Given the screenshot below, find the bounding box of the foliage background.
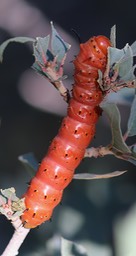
[0,0,136,255]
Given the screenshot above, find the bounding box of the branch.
[40,62,71,103]
[0,188,30,256]
[32,23,71,103]
[84,146,114,158]
[84,144,136,165]
[1,219,30,256]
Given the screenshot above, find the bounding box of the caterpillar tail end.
[21,207,53,229]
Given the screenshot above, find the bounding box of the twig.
[1,218,30,256]
[84,145,135,162]
[0,188,30,256]
[84,146,114,158]
[51,79,70,103]
[38,61,71,103]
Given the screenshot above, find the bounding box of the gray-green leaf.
[74,170,126,180]
[102,103,131,153]
[51,21,71,64]
[1,187,19,201]
[127,94,136,136]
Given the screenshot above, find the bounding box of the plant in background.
[0,23,136,255]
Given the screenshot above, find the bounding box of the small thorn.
[22,221,27,227]
[26,180,31,186]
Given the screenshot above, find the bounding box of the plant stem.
[1,218,30,256]
[84,146,114,158]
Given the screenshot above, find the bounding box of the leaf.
[128,158,136,166]
[107,44,135,82]
[108,47,127,70]
[18,152,38,177]
[1,187,19,201]
[130,40,136,56]
[74,170,127,180]
[110,24,116,47]
[0,188,25,217]
[102,103,131,153]
[61,237,87,256]
[0,195,6,205]
[118,45,134,81]
[33,22,71,79]
[33,35,52,65]
[51,21,71,64]
[131,145,136,156]
[128,145,136,165]
[0,37,34,62]
[11,198,25,213]
[127,94,136,136]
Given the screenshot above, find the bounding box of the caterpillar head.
[95,36,111,55]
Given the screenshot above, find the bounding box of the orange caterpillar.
[21,35,111,228]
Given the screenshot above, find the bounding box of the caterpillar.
[21,35,111,228]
